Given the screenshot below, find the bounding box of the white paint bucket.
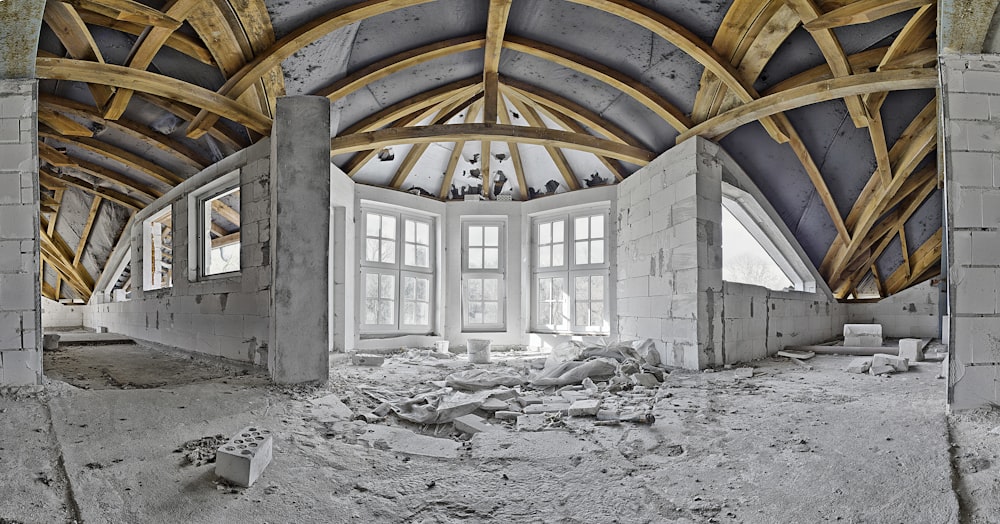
[434,340,450,354]
[467,339,491,363]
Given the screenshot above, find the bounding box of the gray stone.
[631,373,661,387]
[568,399,601,416]
[516,414,551,432]
[873,353,908,372]
[494,410,521,420]
[454,414,495,434]
[351,354,385,367]
[899,339,924,362]
[522,403,571,415]
[846,358,872,374]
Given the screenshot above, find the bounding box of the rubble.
[454,414,495,435]
[351,354,385,367]
[872,354,909,373]
[899,339,925,362]
[733,368,754,379]
[846,358,872,374]
[568,399,601,416]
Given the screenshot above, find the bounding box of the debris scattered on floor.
[846,358,872,374]
[350,354,385,367]
[777,349,815,360]
[175,434,228,466]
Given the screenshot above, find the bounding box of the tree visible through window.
[721,206,793,290]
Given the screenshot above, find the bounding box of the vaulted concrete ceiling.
[28,0,945,302]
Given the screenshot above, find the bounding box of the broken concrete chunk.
[517,396,544,407]
[560,390,590,404]
[869,364,896,376]
[777,349,815,360]
[494,410,521,421]
[734,367,754,379]
[516,414,551,432]
[351,354,385,367]
[357,425,459,458]
[479,398,509,412]
[899,339,924,362]
[596,409,620,421]
[42,334,60,351]
[843,324,883,347]
[522,403,570,415]
[215,426,273,488]
[846,358,873,374]
[630,373,660,387]
[453,414,495,435]
[568,399,601,417]
[872,353,908,372]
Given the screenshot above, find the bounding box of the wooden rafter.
[73,197,103,266]
[39,145,160,201]
[495,91,530,199]
[805,0,933,31]
[438,99,483,199]
[38,108,93,137]
[76,10,214,65]
[43,1,116,109]
[884,229,941,295]
[39,130,185,187]
[389,95,481,189]
[63,0,182,28]
[483,0,512,124]
[506,95,581,191]
[40,168,145,210]
[339,77,481,137]
[864,5,937,112]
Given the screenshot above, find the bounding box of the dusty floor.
[0,339,978,523]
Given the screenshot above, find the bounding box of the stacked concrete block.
[0,79,41,385]
[943,54,1000,409]
[216,426,273,487]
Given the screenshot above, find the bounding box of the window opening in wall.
[532,209,610,334]
[201,186,241,276]
[721,206,793,291]
[360,208,435,334]
[143,206,173,290]
[462,221,505,330]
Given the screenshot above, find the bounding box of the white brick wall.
[0,79,41,386]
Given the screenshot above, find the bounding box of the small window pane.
[483,278,498,300]
[575,303,588,325]
[469,226,483,247]
[539,222,551,244]
[575,217,589,240]
[591,303,604,325]
[539,277,551,298]
[415,278,428,300]
[483,247,499,269]
[552,245,564,266]
[365,239,380,262]
[416,303,429,325]
[405,220,415,241]
[552,277,565,297]
[380,274,395,298]
[467,278,482,300]
[366,214,380,236]
[553,220,565,243]
[484,302,499,323]
[403,301,415,324]
[591,240,604,264]
[381,240,395,264]
[591,276,604,300]
[469,248,483,269]
[365,299,379,324]
[379,300,394,324]
[416,222,429,244]
[575,276,589,300]
[404,244,416,266]
[591,215,604,238]
[365,274,379,298]
[382,216,396,239]
[484,226,499,247]
[415,246,429,267]
[575,242,588,265]
[403,276,415,299]
[539,245,551,268]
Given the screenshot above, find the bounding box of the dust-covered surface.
[0,340,982,523]
[948,406,1000,523]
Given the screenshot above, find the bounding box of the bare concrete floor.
[0,341,972,523]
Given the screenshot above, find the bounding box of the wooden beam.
[338,77,481,137]
[388,96,478,189]
[676,68,937,143]
[210,199,241,227]
[483,0,513,124]
[884,229,941,294]
[899,225,911,279]
[38,108,93,137]
[38,142,74,167]
[868,109,892,186]
[57,154,161,201]
[43,1,116,109]
[185,0,439,138]
[438,100,482,199]
[805,0,933,30]
[63,0,182,28]
[211,231,241,249]
[864,5,937,112]
[73,197,102,266]
[506,95,581,191]
[36,57,273,136]
[135,93,247,152]
[103,0,202,119]
[40,168,145,211]
[503,36,693,132]
[76,10,215,65]
[495,91,530,199]
[39,130,185,186]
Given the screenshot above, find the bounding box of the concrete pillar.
[941,54,1000,409]
[0,79,42,385]
[615,137,723,369]
[268,96,331,383]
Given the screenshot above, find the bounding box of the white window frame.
[531,208,611,334]
[187,170,241,281]
[142,205,173,291]
[461,219,506,331]
[359,207,435,335]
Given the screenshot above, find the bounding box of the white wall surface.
[41,297,83,329]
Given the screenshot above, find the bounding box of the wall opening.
[721,205,793,291]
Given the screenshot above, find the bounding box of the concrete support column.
[942,54,1000,409]
[0,79,41,385]
[269,96,331,383]
[615,137,723,370]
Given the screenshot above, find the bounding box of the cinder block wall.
[942,53,1000,409]
[846,282,939,338]
[41,297,83,329]
[82,141,272,365]
[0,79,41,385]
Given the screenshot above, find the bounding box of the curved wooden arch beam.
[786,0,872,129]
[389,94,485,189]
[338,77,481,137]
[43,1,116,110]
[495,93,529,199]
[40,130,184,188]
[483,0,512,124]
[36,57,273,135]
[503,36,692,132]
[676,68,936,143]
[501,78,643,148]
[315,35,487,101]
[763,46,892,95]
[76,10,215,65]
[39,143,160,200]
[804,0,933,31]
[865,5,936,112]
[134,93,246,153]
[505,95,580,191]
[40,168,145,211]
[564,0,789,143]
[38,108,93,137]
[330,124,655,165]
[185,0,440,138]
[502,85,624,182]
[63,0,181,28]
[40,94,210,170]
[884,228,940,295]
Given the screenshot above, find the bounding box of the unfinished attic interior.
[5,0,1000,520]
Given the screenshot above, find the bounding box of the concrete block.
[479,398,509,411]
[568,399,601,416]
[846,358,872,374]
[631,373,660,387]
[215,427,273,487]
[453,414,495,434]
[351,353,385,366]
[872,353,909,372]
[1,350,40,385]
[42,334,60,351]
[899,339,924,362]
[522,403,570,415]
[494,410,521,421]
[951,92,991,120]
[843,324,883,347]
[869,364,896,376]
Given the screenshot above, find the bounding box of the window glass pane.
[404,244,416,266]
[415,246,429,267]
[468,302,483,323]
[366,239,380,262]
[469,248,483,269]
[591,215,604,238]
[484,226,499,247]
[415,277,428,300]
[403,301,415,324]
[365,299,379,324]
[381,240,395,264]
[575,241,588,265]
[469,225,483,247]
[591,276,604,300]
[553,220,565,243]
[575,303,588,325]
[591,240,604,264]
[416,222,429,245]
[539,222,551,244]
[467,278,482,300]
[483,278,498,300]
[591,303,604,326]
[484,302,499,324]
[366,213,380,237]
[539,277,551,299]
[382,216,396,239]
[204,188,240,276]
[416,303,429,325]
[483,247,499,269]
[539,304,550,325]
[539,245,551,268]
[553,277,565,298]
[575,216,589,240]
[404,220,415,241]
[365,273,379,299]
[379,300,394,324]
[575,276,589,300]
[403,276,415,299]
[380,274,395,299]
[552,245,564,266]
